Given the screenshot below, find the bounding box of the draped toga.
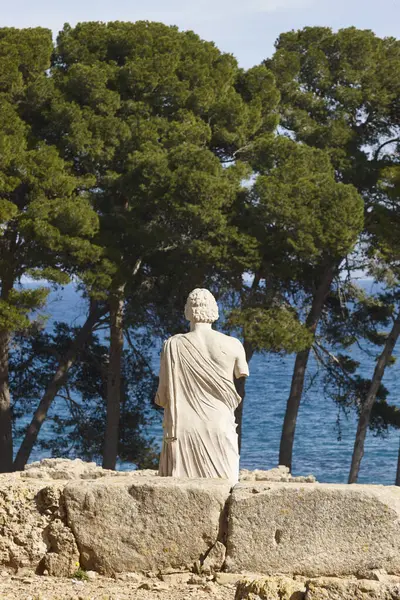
[155,334,242,483]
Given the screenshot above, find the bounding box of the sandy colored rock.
[235,576,306,599]
[40,518,80,577]
[1,572,400,600]
[202,541,226,574]
[355,569,400,584]
[226,482,400,576]
[138,580,169,591]
[22,458,107,480]
[305,577,400,599]
[0,572,236,600]
[161,572,193,585]
[85,569,97,580]
[0,474,48,570]
[64,474,232,575]
[215,572,244,586]
[0,473,76,574]
[114,571,143,582]
[22,457,158,480]
[239,466,316,483]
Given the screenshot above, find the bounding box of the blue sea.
[16,280,400,485]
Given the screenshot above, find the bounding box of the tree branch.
[374,137,400,161]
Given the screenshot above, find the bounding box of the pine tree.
[266,27,400,473]
[16,21,280,468]
[0,28,100,472]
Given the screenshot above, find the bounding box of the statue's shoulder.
[169,333,186,341]
[214,331,244,349]
[162,334,186,350]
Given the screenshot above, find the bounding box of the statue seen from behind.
[155,288,249,483]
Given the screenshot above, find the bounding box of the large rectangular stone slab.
[64,474,232,575]
[225,482,400,577]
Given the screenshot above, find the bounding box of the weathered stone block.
[226,482,400,577]
[235,576,306,600]
[40,518,80,577]
[239,466,316,483]
[0,474,78,575]
[202,540,226,574]
[305,577,400,599]
[22,458,157,481]
[64,474,231,575]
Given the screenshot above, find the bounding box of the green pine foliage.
[37,21,281,297]
[0,27,100,329]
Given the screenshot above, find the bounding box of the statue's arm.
[234,341,249,379]
[155,341,169,407]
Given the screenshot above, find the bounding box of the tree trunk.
[396,436,400,487]
[279,349,311,470]
[102,293,125,470]
[279,266,335,471]
[0,274,14,473]
[234,341,254,454]
[13,301,103,471]
[0,330,13,472]
[349,311,400,484]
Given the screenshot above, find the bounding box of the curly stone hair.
[184,288,219,323]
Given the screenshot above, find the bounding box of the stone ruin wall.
[1,458,400,598]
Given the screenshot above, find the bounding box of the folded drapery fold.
[156,334,241,482]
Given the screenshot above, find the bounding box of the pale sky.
[0,0,398,68]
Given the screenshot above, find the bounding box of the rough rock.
[0,474,77,575]
[354,569,400,584]
[64,474,232,575]
[138,581,169,591]
[0,474,49,571]
[4,458,400,583]
[225,482,400,576]
[202,541,226,574]
[114,571,143,582]
[161,572,193,585]
[368,571,400,584]
[22,458,106,480]
[22,458,158,480]
[0,571,236,600]
[3,571,400,600]
[40,518,80,577]
[234,577,400,600]
[86,569,98,580]
[235,576,306,599]
[305,577,400,599]
[239,466,316,483]
[215,572,244,586]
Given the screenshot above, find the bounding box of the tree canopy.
[0,22,399,482]
[0,28,100,471]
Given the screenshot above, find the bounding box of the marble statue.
[155,288,249,483]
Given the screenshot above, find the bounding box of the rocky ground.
[0,571,236,600]
[2,572,400,600]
